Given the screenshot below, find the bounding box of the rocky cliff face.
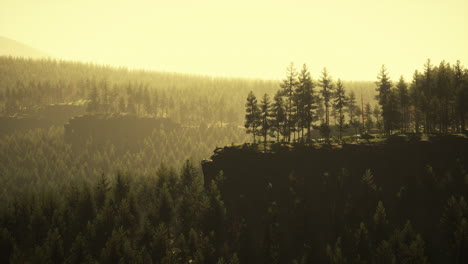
[201,138,468,262]
[0,104,86,135]
[203,138,468,197]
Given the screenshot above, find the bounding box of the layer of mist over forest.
[1,55,467,263]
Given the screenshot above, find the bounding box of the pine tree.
[326,237,347,264]
[373,201,389,243]
[280,63,299,142]
[374,240,395,264]
[158,186,174,225]
[206,173,227,254]
[387,89,401,134]
[347,90,359,135]
[95,173,110,210]
[319,68,334,142]
[100,227,135,264]
[86,82,99,112]
[376,65,393,134]
[373,104,382,132]
[271,91,286,142]
[453,61,467,132]
[42,228,65,264]
[333,79,347,140]
[422,59,434,133]
[178,160,207,234]
[316,95,325,124]
[297,64,315,142]
[263,201,280,264]
[230,253,240,264]
[365,102,373,131]
[354,222,371,264]
[113,172,130,204]
[436,61,453,134]
[396,76,410,133]
[440,196,468,262]
[259,93,272,148]
[245,91,260,143]
[360,90,366,133]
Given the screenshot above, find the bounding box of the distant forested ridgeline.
[244,60,468,144]
[0,56,374,127]
[0,56,273,126]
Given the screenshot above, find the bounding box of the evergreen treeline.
[245,60,468,144]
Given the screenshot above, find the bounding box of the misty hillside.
[0,56,377,126]
[1,56,467,264]
[0,36,50,58]
[0,55,381,200]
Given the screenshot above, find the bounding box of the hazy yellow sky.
[1,0,467,81]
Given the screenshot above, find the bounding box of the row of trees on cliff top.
[245,60,468,143]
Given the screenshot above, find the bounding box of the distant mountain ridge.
[0,36,50,58]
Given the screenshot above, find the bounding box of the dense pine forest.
[1,56,467,263]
